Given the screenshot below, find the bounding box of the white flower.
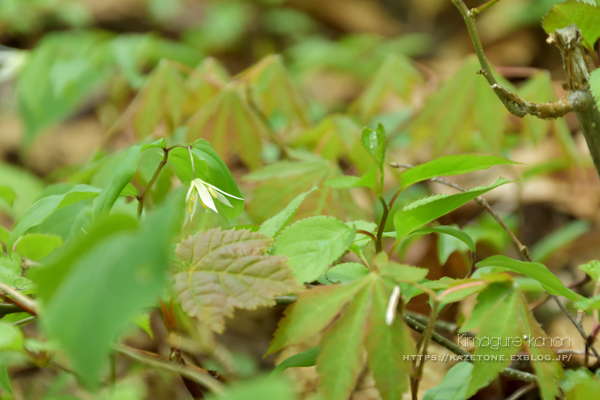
[0,47,27,83]
[186,178,242,219]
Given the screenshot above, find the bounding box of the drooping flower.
[186,178,243,220]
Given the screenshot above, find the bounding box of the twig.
[0,282,37,316]
[411,300,440,400]
[274,296,537,383]
[356,229,377,242]
[114,345,225,393]
[137,148,169,217]
[472,0,501,15]
[505,383,536,400]
[376,196,389,253]
[390,162,600,362]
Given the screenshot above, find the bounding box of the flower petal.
[203,181,243,200]
[216,192,233,207]
[196,182,218,213]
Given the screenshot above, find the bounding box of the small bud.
[386,285,401,326]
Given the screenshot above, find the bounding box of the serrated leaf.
[317,286,371,400]
[476,255,580,301]
[394,178,511,242]
[272,346,320,376]
[42,192,184,388]
[271,216,356,283]
[259,186,317,238]
[580,260,600,281]
[327,263,369,284]
[350,53,424,122]
[366,279,415,400]
[14,233,62,261]
[174,228,301,333]
[361,123,387,174]
[590,69,600,112]
[463,284,563,399]
[326,165,378,191]
[399,154,518,191]
[245,156,361,222]
[422,362,474,400]
[186,85,267,170]
[291,115,373,174]
[8,184,102,248]
[379,259,429,284]
[561,368,600,399]
[237,54,310,129]
[267,279,368,354]
[543,0,600,49]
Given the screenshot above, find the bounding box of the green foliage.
[422,362,474,400]
[477,255,581,301]
[394,178,511,242]
[0,323,23,351]
[174,228,300,333]
[543,0,600,49]
[530,220,590,262]
[40,193,184,387]
[561,369,600,399]
[590,68,600,111]
[259,186,317,238]
[272,346,319,376]
[14,233,62,261]
[326,262,369,284]
[271,216,356,283]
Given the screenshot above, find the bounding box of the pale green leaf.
[394,178,511,242]
[399,154,518,190]
[267,279,368,354]
[206,375,297,400]
[580,260,600,281]
[272,346,319,376]
[0,354,12,394]
[476,255,581,301]
[271,216,356,283]
[423,362,474,400]
[543,1,600,49]
[0,186,16,207]
[0,323,23,351]
[531,220,590,263]
[15,233,63,261]
[317,286,371,400]
[590,69,600,114]
[327,263,369,284]
[259,186,317,237]
[361,123,387,174]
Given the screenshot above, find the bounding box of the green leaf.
[422,362,474,400]
[205,375,297,400]
[0,354,12,394]
[366,279,415,400]
[325,165,378,191]
[272,346,319,376]
[245,155,362,222]
[0,186,16,207]
[561,368,600,399]
[174,229,300,333]
[394,178,511,242]
[378,255,429,283]
[291,115,373,174]
[15,234,63,261]
[543,0,600,49]
[29,214,139,304]
[476,255,581,301]
[41,192,184,387]
[8,184,102,248]
[0,323,24,351]
[327,263,369,284]
[412,226,475,252]
[580,260,600,281]
[399,154,518,191]
[271,216,356,283]
[92,146,141,219]
[0,227,9,245]
[437,279,493,305]
[531,220,590,263]
[462,284,563,400]
[267,279,368,354]
[186,85,268,170]
[361,122,387,177]
[317,286,371,400]
[259,186,317,238]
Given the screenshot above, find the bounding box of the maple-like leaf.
[268,255,424,400]
[173,228,301,333]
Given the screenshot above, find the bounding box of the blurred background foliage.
[2,0,600,398]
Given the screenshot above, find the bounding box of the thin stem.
[137,148,170,218]
[411,301,440,400]
[472,0,501,15]
[505,383,536,400]
[110,352,116,394]
[376,196,389,253]
[11,316,36,327]
[356,229,377,242]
